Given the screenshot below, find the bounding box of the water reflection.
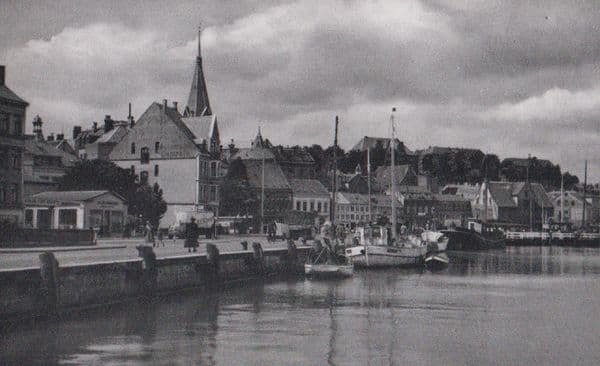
[1,247,599,365]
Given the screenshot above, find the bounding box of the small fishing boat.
[421,230,449,252]
[345,225,427,268]
[424,251,449,271]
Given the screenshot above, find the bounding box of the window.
[296,201,301,210]
[140,171,149,184]
[25,209,34,227]
[0,184,5,203]
[317,202,322,212]
[11,153,19,169]
[154,164,159,176]
[155,141,160,153]
[210,161,217,177]
[324,202,328,213]
[11,115,22,136]
[140,147,149,164]
[302,201,307,211]
[310,201,314,211]
[0,113,8,135]
[58,209,77,228]
[131,165,135,174]
[131,143,136,154]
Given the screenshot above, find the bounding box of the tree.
[57,159,167,227]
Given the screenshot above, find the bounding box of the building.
[25,190,127,235]
[72,112,133,160]
[351,136,417,170]
[441,183,480,202]
[334,192,401,228]
[397,188,436,228]
[433,194,472,227]
[472,181,554,228]
[374,164,418,194]
[289,179,330,218]
[240,158,293,229]
[0,65,28,224]
[272,146,316,179]
[547,191,595,228]
[109,100,214,229]
[22,127,79,197]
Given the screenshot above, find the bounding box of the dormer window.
[131,142,136,154]
[155,141,160,153]
[140,147,149,164]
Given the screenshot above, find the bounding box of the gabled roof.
[336,192,369,205]
[441,184,480,199]
[94,125,128,144]
[0,85,28,106]
[27,190,126,205]
[289,179,329,197]
[242,160,291,190]
[351,136,413,154]
[23,138,78,166]
[109,102,202,160]
[272,146,315,164]
[487,181,553,208]
[182,114,217,145]
[230,147,275,161]
[374,165,414,188]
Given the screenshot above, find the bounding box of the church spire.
[184,25,212,117]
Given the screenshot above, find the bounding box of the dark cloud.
[0,0,598,181]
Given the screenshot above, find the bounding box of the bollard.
[240,241,249,251]
[39,252,59,315]
[206,243,220,276]
[286,239,298,272]
[252,242,265,275]
[136,245,157,296]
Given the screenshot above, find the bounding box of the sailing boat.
[305,116,354,278]
[345,108,427,268]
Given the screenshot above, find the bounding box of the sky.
[1,0,599,182]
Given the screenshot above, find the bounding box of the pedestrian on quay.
[145,221,155,247]
[184,217,199,253]
[157,229,165,247]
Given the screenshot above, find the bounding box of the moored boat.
[442,220,505,251]
[345,226,427,268]
[424,252,449,271]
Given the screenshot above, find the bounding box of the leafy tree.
[57,159,167,227]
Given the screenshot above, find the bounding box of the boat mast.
[367,146,371,222]
[560,173,564,223]
[331,116,339,226]
[261,137,265,234]
[390,108,397,240]
[527,154,533,231]
[582,159,587,228]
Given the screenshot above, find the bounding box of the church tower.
[184,26,212,117]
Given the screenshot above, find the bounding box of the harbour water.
[2,246,600,365]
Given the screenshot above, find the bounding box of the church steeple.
[184,25,212,117]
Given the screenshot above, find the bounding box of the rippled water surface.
[2,246,600,365]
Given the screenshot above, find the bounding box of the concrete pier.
[0,242,311,322]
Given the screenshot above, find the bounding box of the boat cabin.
[355,225,390,246]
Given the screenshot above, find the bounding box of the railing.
[506,231,599,241]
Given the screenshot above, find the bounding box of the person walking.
[184,217,199,253]
[157,229,165,247]
[145,221,155,247]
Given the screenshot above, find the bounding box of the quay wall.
[0,244,310,322]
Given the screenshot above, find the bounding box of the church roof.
[109,102,203,160]
[184,28,212,117]
[182,114,217,145]
[243,160,291,190]
[351,136,413,154]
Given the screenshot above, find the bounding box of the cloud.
[1,0,599,181]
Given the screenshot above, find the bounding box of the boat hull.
[345,245,426,268]
[424,252,449,271]
[441,229,505,251]
[304,264,354,278]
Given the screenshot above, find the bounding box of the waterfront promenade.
[0,235,288,270]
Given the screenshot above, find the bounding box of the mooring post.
[286,239,298,271]
[136,245,157,296]
[252,242,265,275]
[206,243,220,289]
[39,251,59,315]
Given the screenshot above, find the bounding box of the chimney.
[73,125,82,140]
[47,133,55,142]
[0,65,5,86]
[93,122,98,132]
[104,115,114,132]
[56,133,64,141]
[172,101,178,112]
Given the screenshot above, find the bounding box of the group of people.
[144,219,201,252]
[144,221,164,248]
